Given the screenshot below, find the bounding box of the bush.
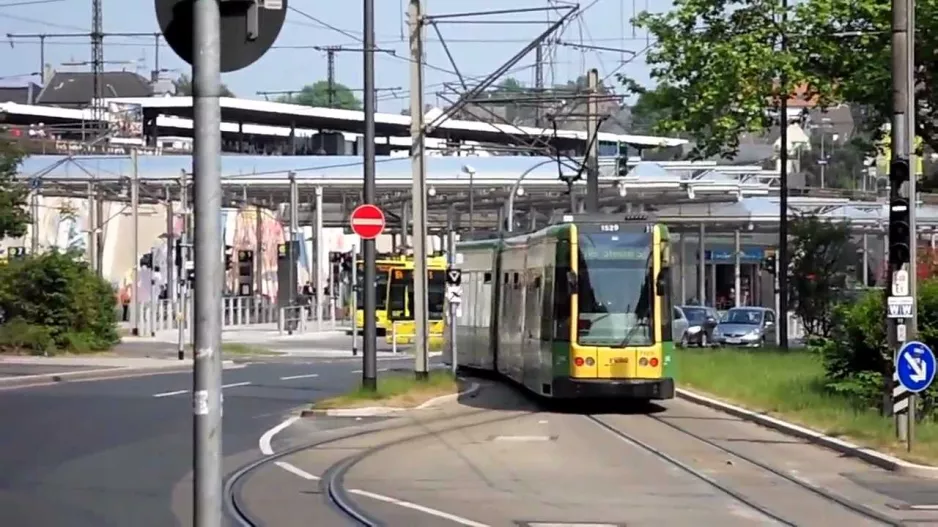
[0,250,119,353]
[0,317,53,354]
[815,280,938,418]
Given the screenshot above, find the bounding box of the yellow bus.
[385,254,448,347]
[354,253,408,335]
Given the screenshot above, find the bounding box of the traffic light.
[889,159,911,268]
[341,252,353,274]
[762,254,777,275]
[616,155,630,177]
[224,245,234,271]
[237,249,254,296]
[140,252,153,269]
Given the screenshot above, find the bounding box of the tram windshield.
[576,232,655,346]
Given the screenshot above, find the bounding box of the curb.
[0,360,236,389]
[300,381,481,418]
[676,388,938,479]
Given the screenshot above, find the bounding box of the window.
[575,231,655,346]
[673,308,683,320]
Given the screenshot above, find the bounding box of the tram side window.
[553,265,571,341]
[541,266,554,341]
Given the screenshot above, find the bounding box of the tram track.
[223,407,531,526]
[585,413,904,527]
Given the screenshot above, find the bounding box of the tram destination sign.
[581,247,650,260]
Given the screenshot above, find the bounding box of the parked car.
[678,305,720,347]
[714,307,777,347]
[672,306,690,346]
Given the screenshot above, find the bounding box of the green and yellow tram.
[451,214,675,400]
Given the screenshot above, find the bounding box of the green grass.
[185,343,282,357]
[314,370,459,409]
[675,348,938,466]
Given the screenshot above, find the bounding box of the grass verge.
[675,348,938,466]
[313,370,460,409]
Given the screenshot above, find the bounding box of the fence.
[125,295,352,337]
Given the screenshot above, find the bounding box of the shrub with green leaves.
[0,250,118,353]
[815,281,938,418]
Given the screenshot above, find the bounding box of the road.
[240,382,938,527]
[0,353,420,527]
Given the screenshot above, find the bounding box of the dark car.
[678,305,719,347]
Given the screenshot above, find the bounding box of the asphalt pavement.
[0,353,421,527]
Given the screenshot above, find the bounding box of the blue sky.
[0,0,669,111]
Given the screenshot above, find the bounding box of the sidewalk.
[0,355,238,388]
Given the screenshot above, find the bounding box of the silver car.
[714,307,777,347]
[672,306,690,346]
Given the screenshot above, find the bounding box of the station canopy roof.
[656,197,938,233]
[98,96,688,150]
[16,154,772,209]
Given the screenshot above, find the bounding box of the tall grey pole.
[288,172,298,334]
[131,148,140,336]
[87,182,97,271]
[734,229,741,307]
[362,0,378,390]
[698,223,706,305]
[778,0,791,349]
[447,206,457,374]
[409,0,429,381]
[888,0,913,442]
[30,190,39,254]
[165,186,175,318]
[906,0,917,340]
[314,186,324,327]
[177,171,188,361]
[585,67,600,212]
[468,169,474,234]
[351,243,359,356]
[191,0,223,524]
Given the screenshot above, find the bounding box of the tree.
[627,84,684,136]
[0,138,33,240]
[280,81,362,110]
[787,214,853,338]
[173,74,235,97]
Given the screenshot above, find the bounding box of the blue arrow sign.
[895,341,936,393]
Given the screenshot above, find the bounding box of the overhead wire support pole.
[131,149,140,337]
[585,68,600,213]
[190,0,224,524]
[778,0,790,350]
[409,0,429,382]
[363,0,379,391]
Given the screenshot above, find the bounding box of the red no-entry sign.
[349,204,386,240]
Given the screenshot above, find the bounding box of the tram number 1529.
[600,224,619,232]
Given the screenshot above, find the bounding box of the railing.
[123,295,354,337]
[130,295,277,336]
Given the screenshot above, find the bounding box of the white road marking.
[492,435,552,442]
[349,488,489,527]
[259,416,300,455]
[258,414,489,526]
[274,461,318,480]
[279,373,319,380]
[152,389,188,398]
[351,367,388,374]
[152,381,251,398]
